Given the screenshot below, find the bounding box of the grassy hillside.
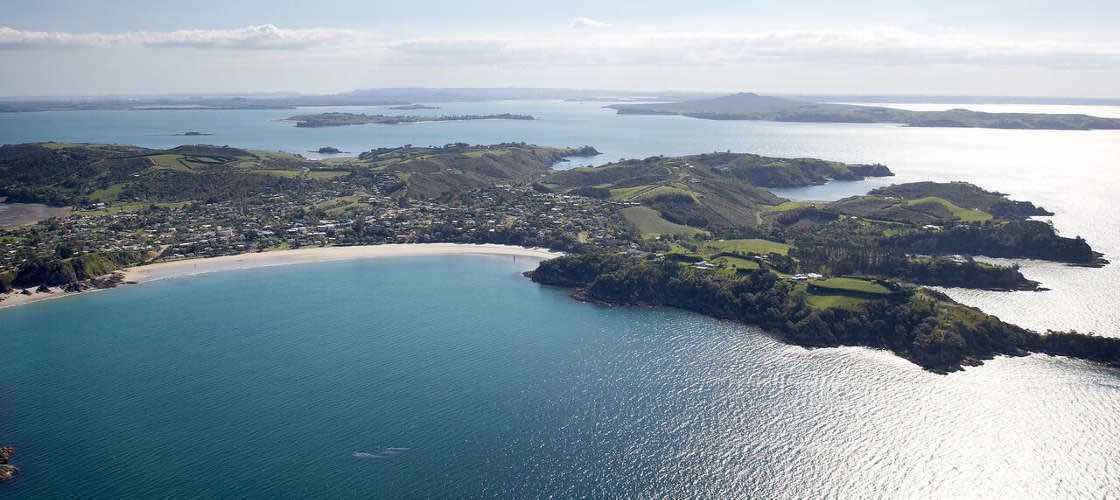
[869,181,1052,219]
[622,206,708,239]
[544,153,891,233]
[0,142,599,205]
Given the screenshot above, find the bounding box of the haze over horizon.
[2,0,1119,98]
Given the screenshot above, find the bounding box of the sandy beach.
[0,243,562,310]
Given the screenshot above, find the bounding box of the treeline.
[688,152,893,188]
[119,170,314,203]
[791,239,1039,290]
[868,182,1052,219]
[527,253,1120,372]
[2,250,149,290]
[0,144,152,204]
[887,220,1105,266]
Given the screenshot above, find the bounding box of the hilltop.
[540,152,892,232]
[608,93,1120,130]
[0,142,597,206]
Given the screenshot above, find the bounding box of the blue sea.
[2,101,1120,497]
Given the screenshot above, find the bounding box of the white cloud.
[1,24,1116,70]
[384,28,1120,69]
[571,17,612,29]
[0,24,354,50]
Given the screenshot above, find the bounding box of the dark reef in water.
[0,447,17,482]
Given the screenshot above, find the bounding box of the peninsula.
[608,93,1120,130]
[285,112,535,128]
[0,141,1115,373]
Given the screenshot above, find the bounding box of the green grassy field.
[809,277,892,295]
[905,196,992,222]
[806,294,869,309]
[764,200,812,212]
[701,238,791,256]
[316,195,368,217]
[622,206,708,239]
[307,170,351,180]
[609,184,653,200]
[712,255,760,271]
[147,154,194,172]
[87,184,125,203]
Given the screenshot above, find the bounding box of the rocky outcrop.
[0,447,17,482]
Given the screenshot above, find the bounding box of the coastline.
[0,243,562,311]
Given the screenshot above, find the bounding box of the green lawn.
[809,277,892,295]
[764,200,812,212]
[701,238,791,256]
[307,170,351,180]
[147,154,194,172]
[806,294,869,310]
[713,255,760,271]
[316,195,368,217]
[609,184,654,200]
[87,184,125,203]
[906,196,992,222]
[622,206,708,239]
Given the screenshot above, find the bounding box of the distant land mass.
[793,95,1120,106]
[0,88,710,113]
[284,112,535,128]
[608,93,1120,130]
[388,104,440,110]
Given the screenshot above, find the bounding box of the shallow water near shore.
[1,255,1118,497]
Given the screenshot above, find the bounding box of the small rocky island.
[313,146,346,154]
[0,447,16,482]
[175,131,212,136]
[285,112,535,128]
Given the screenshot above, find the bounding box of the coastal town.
[0,182,632,296]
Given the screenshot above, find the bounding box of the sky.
[2,0,1119,97]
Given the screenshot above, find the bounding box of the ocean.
[1,101,1119,497]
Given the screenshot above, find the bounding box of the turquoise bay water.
[1,256,1117,497]
[2,101,1120,496]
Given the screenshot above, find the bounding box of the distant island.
[0,88,707,113]
[388,104,440,110]
[0,141,1116,373]
[313,146,346,154]
[608,93,1120,130]
[285,112,535,128]
[175,131,212,136]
